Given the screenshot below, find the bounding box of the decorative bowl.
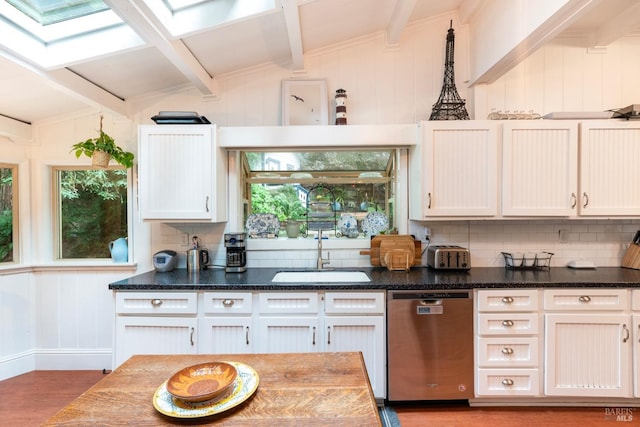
[166,362,238,403]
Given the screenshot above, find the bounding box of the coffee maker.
[224,232,247,273]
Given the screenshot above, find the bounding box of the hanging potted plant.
[70,115,135,169]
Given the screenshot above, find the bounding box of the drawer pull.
[501,320,514,327]
[578,295,591,303]
[501,378,514,386]
[312,326,316,346]
[190,327,195,346]
[622,324,629,343]
[222,299,234,307]
[501,347,514,355]
[327,326,331,345]
[501,296,514,304]
[246,326,250,345]
[150,299,163,307]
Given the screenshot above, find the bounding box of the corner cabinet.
[138,124,227,222]
[114,292,198,367]
[409,120,498,219]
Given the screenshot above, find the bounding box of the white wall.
[2,14,640,378]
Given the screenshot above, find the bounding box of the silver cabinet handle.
[427,192,432,209]
[622,324,630,343]
[501,296,514,304]
[190,327,195,346]
[501,378,514,386]
[583,192,589,208]
[245,326,250,345]
[205,196,210,212]
[312,326,316,346]
[502,320,514,327]
[501,347,514,355]
[638,324,640,343]
[570,192,577,209]
[578,295,591,303]
[222,299,234,307]
[150,299,163,307]
[327,326,331,345]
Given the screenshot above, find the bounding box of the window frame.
[0,163,19,264]
[52,165,132,261]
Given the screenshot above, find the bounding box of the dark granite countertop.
[109,266,640,291]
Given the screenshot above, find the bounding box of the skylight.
[6,0,108,25]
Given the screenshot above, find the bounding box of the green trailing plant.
[70,116,134,168]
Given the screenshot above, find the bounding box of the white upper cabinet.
[502,121,578,216]
[410,121,498,218]
[138,125,227,222]
[579,121,640,216]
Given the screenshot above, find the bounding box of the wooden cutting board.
[359,235,421,267]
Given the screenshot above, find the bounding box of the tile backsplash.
[151,219,640,270]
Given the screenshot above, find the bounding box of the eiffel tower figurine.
[429,21,469,120]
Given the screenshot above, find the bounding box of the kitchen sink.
[272,271,370,283]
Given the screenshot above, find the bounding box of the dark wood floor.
[0,370,634,426]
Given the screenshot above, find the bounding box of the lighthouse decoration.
[335,88,347,125]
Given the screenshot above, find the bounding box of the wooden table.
[45,352,381,426]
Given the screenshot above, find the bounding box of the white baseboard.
[0,350,36,381]
[34,349,113,371]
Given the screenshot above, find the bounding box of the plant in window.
[70,115,134,169]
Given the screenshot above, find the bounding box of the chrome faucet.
[316,229,331,270]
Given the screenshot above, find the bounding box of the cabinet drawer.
[477,313,539,335]
[632,290,640,311]
[259,292,319,314]
[115,292,197,315]
[325,292,384,314]
[543,289,628,311]
[477,337,539,367]
[477,289,539,312]
[476,368,540,396]
[203,292,253,314]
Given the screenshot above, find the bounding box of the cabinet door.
[199,317,254,354]
[635,314,640,398]
[325,316,385,398]
[138,124,226,221]
[114,317,197,367]
[411,121,498,217]
[258,317,321,353]
[579,121,640,216]
[502,121,578,216]
[545,313,632,397]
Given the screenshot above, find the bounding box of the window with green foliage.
[0,165,16,263]
[242,150,396,237]
[54,167,128,259]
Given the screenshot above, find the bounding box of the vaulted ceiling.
[0,0,639,131]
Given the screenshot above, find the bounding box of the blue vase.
[109,237,128,263]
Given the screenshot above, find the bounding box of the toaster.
[426,245,471,270]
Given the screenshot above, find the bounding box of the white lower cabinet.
[544,289,632,398]
[476,289,541,397]
[114,290,386,399]
[200,292,254,354]
[324,292,385,397]
[632,290,640,398]
[114,292,198,367]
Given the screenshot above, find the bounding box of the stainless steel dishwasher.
[387,290,474,401]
